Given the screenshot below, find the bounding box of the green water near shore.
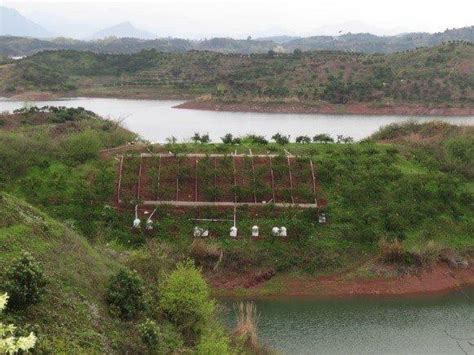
[221,288,474,354]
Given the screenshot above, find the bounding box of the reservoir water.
[1,97,473,142]
[221,289,474,354]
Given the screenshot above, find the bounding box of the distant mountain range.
[1,26,473,57]
[89,21,157,40]
[0,6,472,56]
[0,6,157,40]
[0,6,53,38]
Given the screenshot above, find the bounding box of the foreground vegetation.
[0,106,472,352]
[1,42,473,111]
[0,107,270,353]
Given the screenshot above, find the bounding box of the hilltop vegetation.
[1,42,473,112]
[0,26,473,56]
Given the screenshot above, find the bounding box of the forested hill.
[1,42,473,109]
[0,26,473,56]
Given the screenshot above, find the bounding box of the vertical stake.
[287,156,294,204]
[310,159,318,207]
[137,155,143,201]
[117,155,124,203]
[269,156,276,203]
[249,149,257,203]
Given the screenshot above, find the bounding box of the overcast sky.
[4,0,474,39]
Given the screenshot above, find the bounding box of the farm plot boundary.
[116,153,324,209]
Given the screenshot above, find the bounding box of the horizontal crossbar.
[142,200,317,208]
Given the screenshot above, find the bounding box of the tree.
[166,136,177,144]
[293,48,303,57]
[295,135,311,144]
[313,134,334,144]
[246,135,268,145]
[160,261,214,340]
[271,133,290,145]
[106,269,145,320]
[192,133,210,144]
[221,133,234,144]
[200,134,210,144]
[0,293,37,354]
[192,133,201,144]
[4,252,47,310]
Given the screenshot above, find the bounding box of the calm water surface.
[1,97,473,142]
[222,289,474,354]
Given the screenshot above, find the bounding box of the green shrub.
[160,261,214,341]
[61,130,102,164]
[106,269,145,320]
[3,251,47,310]
[138,319,160,349]
[138,319,184,353]
[272,133,290,145]
[196,327,231,355]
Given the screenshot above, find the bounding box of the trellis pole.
[194,156,198,202]
[117,155,124,203]
[156,155,161,200]
[269,156,276,203]
[249,149,257,203]
[309,159,318,207]
[232,150,237,203]
[287,156,295,204]
[137,156,143,201]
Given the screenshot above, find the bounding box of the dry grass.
[379,238,405,264]
[233,302,260,352]
[190,239,222,268]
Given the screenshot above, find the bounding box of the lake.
[1,97,473,142]
[221,289,474,354]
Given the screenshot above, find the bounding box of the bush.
[106,269,145,320]
[295,135,311,144]
[138,319,184,353]
[4,251,47,310]
[197,327,231,355]
[313,134,334,143]
[245,135,268,145]
[272,133,290,145]
[138,319,160,348]
[0,293,37,353]
[221,133,234,144]
[160,261,214,341]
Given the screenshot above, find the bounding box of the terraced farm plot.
[116,153,323,208]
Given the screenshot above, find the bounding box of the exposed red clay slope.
[175,100,474,116]
[209,264,474,298]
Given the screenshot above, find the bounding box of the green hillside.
[0,192,138,352]
[2,42,473,108]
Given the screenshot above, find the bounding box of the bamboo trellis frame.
[117,153,319,208]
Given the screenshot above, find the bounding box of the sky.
[3,0,474,39]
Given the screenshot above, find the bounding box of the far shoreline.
[2,91,474,117]
[176,99,474,117]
